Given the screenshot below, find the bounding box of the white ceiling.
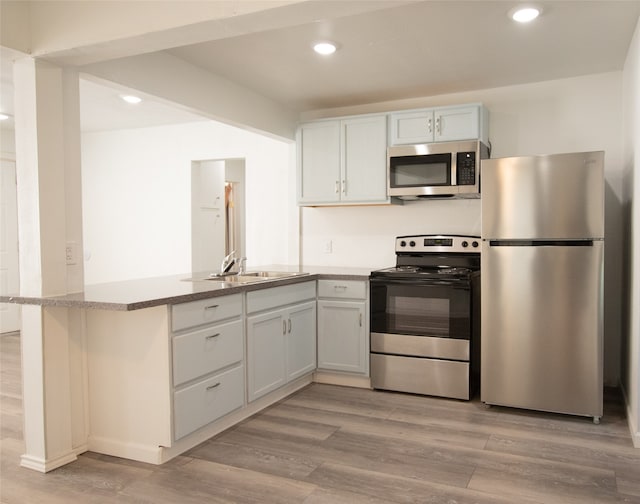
[1,0,640,132]
[167,0,640,111]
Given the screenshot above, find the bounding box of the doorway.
[0,158,20,333]
[191,159,246,273]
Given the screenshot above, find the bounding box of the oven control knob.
[409,240,416,247]
[472,241,479,248]
[400,240,407,247]
[462,240,469,248]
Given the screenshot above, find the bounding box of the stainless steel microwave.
[387,140,489,199]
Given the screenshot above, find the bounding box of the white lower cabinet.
[247,281,317,402]
[286,301,317,380]
[173,365,244,440]
[317,280,369,375]
[246,309,287,400]
[171,294,244,440]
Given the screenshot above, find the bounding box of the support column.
[13,57,85,472]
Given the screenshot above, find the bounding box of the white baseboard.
[20,451,78,473]
[621,384,640,448]
[313,370,371,389]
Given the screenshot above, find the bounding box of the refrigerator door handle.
[488,239,596,247]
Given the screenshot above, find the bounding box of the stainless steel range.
[369,235,481,400]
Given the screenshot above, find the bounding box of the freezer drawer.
[481,241,603,418]
[482,151,604,240]
[371,353,470,400]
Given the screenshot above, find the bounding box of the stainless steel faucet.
[220,251,236,274]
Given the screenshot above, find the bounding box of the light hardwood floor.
[2,332,639,503]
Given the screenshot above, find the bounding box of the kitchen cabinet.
[389,104,488,145]
[297,115,388,205]
[317,279,369,375]
[171,294,244,440]
[246,281,317,401]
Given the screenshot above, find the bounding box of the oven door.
[370,277,471,340]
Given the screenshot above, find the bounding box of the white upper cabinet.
[389,104,489,145]
[341,116,388,203]
[298,121,341,204]
[298,115,388,206]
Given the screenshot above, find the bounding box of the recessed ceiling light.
[0,113,10,121]
[120,94,142,104]
[511,6,541,23]
[313,42,337,55]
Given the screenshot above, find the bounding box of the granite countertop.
[0,265,373,311]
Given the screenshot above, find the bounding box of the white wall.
[622,17,640,447]
[81,120,293,284]
[1,127,15,155]
[301,72,625,386]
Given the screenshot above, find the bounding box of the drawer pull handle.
[206,382,221,391]
[288,319,292,333]
[205,333,220,340]
[359,313,363,327]
[283,320,287,335]
[204,304,219,310]
[334,285,347,290]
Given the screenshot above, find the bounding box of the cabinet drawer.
[318,280,366,300]
[247,281,316,314]
[173,319,243,386]
[172,294,242,332]
[173,365,244,440]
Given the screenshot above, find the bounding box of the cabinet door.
[286,301,317,381]
[389,110,434,144]
[247,309,286,402]
[298,121,341,204]
[341,116,388,203]
[317,300,367,374]
[434,105,479,142]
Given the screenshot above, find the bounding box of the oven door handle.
[369,277,471,289]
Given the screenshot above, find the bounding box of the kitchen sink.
[183,271,309,284]
[242,271,309,279]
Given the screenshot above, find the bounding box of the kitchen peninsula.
[1,267,371,468]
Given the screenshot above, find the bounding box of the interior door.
[0,159,20,333]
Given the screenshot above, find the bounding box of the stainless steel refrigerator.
[481,151,604,423]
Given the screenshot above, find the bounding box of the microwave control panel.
[456,152,476,185]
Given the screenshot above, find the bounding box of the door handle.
[359,313,363,327]
[342,180,346,194]
[283,320,287,335]
[335,180,340,194]
[287,319,292,333]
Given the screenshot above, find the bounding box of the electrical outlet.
[65,242,77,265]
[324,240,333,254]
